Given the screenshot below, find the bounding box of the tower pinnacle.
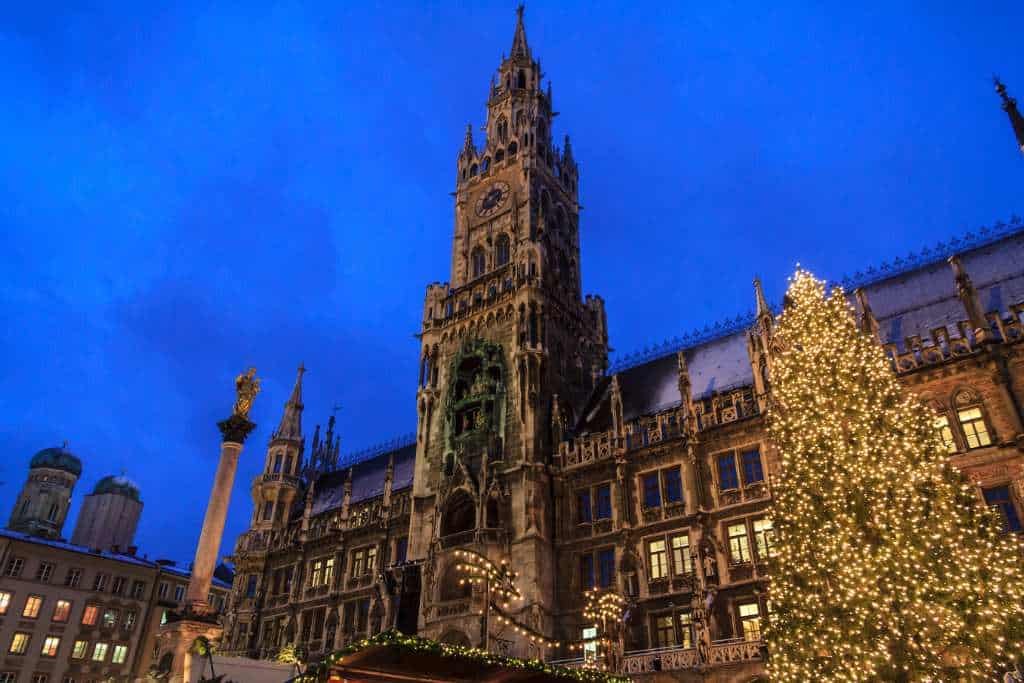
[995,77,1024,156]
[274,364,305,441]
[511,5,530,59]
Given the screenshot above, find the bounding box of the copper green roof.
[93,475,141,502]
[30,446,83,477]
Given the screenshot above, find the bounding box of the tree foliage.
[765,270,1024,681]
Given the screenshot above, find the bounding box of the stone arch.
[441,489,476,537]
[439,628,472,647]
[438,559,473,602]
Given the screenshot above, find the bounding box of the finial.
[753,278,770,317]
[993,76,1024,155]
[517,4,524,21]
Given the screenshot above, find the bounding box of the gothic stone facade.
[221,10,1024,682]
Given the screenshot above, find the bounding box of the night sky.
[1,2,1021,566]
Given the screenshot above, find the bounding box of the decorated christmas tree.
[765,270,1024,681]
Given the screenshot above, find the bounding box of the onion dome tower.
[71,474,143,551]
[7,443,82,540]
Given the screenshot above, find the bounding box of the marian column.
[185,368,259,612]
[156,368,259,683]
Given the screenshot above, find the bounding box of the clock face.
[475,182,510,217]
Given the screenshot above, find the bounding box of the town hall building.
[221,9,1024,681]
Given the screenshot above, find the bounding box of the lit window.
[23,595,43,618]
[654,615,675,647]
[41,636,61,657]
[671,534,692,575]
[81,605,99,626]
[112,644,128,664]
[9,633,30,654]
[718,454,739,491]
[36,562,54,582]
[0,591,10,615]
[678,611,694,648]
[597,548,615,588]
[310,559,323,587]
[958,407,991,449]
[728,523,751,563]
[934,415,957,453]
[642,473,661,508]
[65,568,82,587]
[595,484,612,520]
[582,626,598,665]
[324,558,335,585]
[648,539,668,580]
[741,450,764,485]
[738,602,761,640]
[71,640,88,659]
[663,468,683,504]
[352,550,365,578]
[983,485,1023,533]
[92,642,109,662]
[102,609,118,628]
[92,573,108,592]
[753,518,775,559]
[53,599,72,622]
[366,546,377,573]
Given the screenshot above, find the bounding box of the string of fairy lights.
[452,549,631,657]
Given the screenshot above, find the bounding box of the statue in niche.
[470,372,490,397]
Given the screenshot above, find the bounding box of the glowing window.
[22,595,43,618]
[40,636,60,657]
[92,642,109,662]
[647,539,668,580]
[753,518,775,559]
[9,633,30,655]
[671,534,692,575]
[934,415,957,453]
[958,407,991,449]
[728,523,751,563]
[52,599,72,622]
[738,602,761,640]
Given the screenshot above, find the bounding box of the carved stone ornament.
[218,414,257,444]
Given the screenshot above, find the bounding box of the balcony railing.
[621,639,763,674]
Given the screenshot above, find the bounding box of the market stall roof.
[306,632,627,683]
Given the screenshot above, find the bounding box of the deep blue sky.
[1,2,1021,565]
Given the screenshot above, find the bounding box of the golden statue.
[233,367,261,418]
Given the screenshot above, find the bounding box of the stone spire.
[854,288,880,343]
[461,123,476,159]
[995,77,1024,156]
[753,277,770,318]
[274,364,305,441]
[510,5,530,59]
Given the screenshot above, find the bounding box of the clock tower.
[408,6,609,655]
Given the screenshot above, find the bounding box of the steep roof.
[310,441,416,517]
[579,219,1024,431]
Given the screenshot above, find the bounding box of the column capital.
[218,414,257,444]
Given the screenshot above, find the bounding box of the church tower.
[409,7,608,654]
[252,365,306,531]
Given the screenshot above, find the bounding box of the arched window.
[954,390,992,449]
[496,116,508,144]
[517,70,526,89]
[20,498,29,515]
[508,141,518,158]
[48,503,59,522]
[495,234,510,267]
[486,497,500,528]
[441,490,476,537]
[471,248,486,279]
[482,157,491,172]
[469,164,478,177]
[495,149,504,163]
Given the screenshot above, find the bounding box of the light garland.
[293,630,629,683]
[765,270,1024,682]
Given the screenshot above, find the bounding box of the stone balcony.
[619,639,763,676]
